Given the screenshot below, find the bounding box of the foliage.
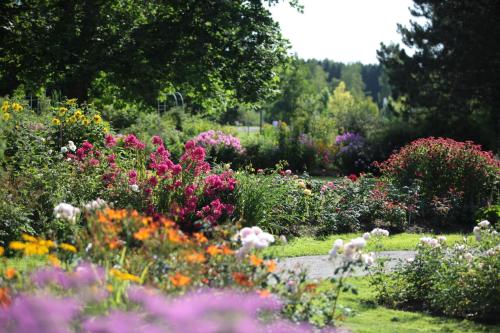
[372,221,500,322]
[378,0,500,151]
[377,137,500,228]
[235,172,416,237]
[475,205,500,226]
[0,0,293,112]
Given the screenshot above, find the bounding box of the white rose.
[60,146,68,153]
[130,184,139,192]
[362,232,370,240]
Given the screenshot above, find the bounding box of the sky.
[269,0,415,64]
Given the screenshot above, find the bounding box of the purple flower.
[0,295,80,333]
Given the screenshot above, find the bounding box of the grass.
[263,233,472,258]
[333,277,499,333]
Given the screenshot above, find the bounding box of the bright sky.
[269,0,415,64]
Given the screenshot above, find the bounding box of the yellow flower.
[52,118,61,126]
[58,107,68,116]
[67,115,77,124]
[9,236,56,256]
[92,114,102,124]
[11,103,23,112]
[9,241,25,251]
[66,98,77,106]
[0,246,4,256]
[74,110,83,119]
[59,243,77,253]
[303,189,312,196]
[21,234,37,242]
[2,113,11,121]
[109,268,141,283]
[81,118,91,126]
[1,102,9,113]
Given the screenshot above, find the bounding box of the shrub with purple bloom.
[335,132,365,154]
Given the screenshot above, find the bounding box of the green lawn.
[263,233,472,258]
[335,277,499,333]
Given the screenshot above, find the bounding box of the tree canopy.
[0,0,297,108]
[378,0,500,150]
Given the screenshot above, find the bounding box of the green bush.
[314,176,412,235]
[373,221,500,322]
[378,137,500,228]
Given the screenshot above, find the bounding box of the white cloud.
[269,0,415,64]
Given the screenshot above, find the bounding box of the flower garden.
[0,97,498,333]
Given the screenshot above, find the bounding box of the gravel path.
[277,251,415,279]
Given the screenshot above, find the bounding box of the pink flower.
[152,135,163,146]
[104,134,117,148]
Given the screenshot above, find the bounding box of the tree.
[378,0,500,150]
[0,0,296,109]
[340,63,365,98]
[327,81,379,136]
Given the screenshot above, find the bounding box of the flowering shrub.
[194,130,244,154]
[373,220,500,322]
[50,99,108,148]
[377,137,500,227]
[315,175,414,235]
[65,134,237,232]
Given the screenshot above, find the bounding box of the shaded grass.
[334,277,499,333]
[263,233,472,258]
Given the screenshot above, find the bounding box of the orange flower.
[193,232,208,244]
[249,254,264,266]
[5,267,16,280]
[265,260,277,273]
[186,251,206,264]
[220,244,234,255]
[232,272,254,287]
[167,229,182,243]
[48,254,61,267]
[206,245,222,257]
[0,287,11,309]
[169,272,191,287]
[134,227,151,240]
[258,289,271,298]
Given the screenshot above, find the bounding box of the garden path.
[277,251,415,279]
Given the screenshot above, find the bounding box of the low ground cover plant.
[372,220,500,322]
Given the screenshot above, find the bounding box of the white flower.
[362,232,370,240]
[67,141,76,152]
[60,146,68,153]
[329,239,344,259]
[478,220,490,228]
[420,237,440,247]
[437,236,447,243]
[350,237,367,249]
[333,239,344,249]
[84,198,107,211]
[406,257,414,263]
[237,226,275,255]
[54,203,80,223]
[328,248,338,259]
[370,228,389,237]
[473,226,481,234]
[361,252,375,266]
[130,184,139,192]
